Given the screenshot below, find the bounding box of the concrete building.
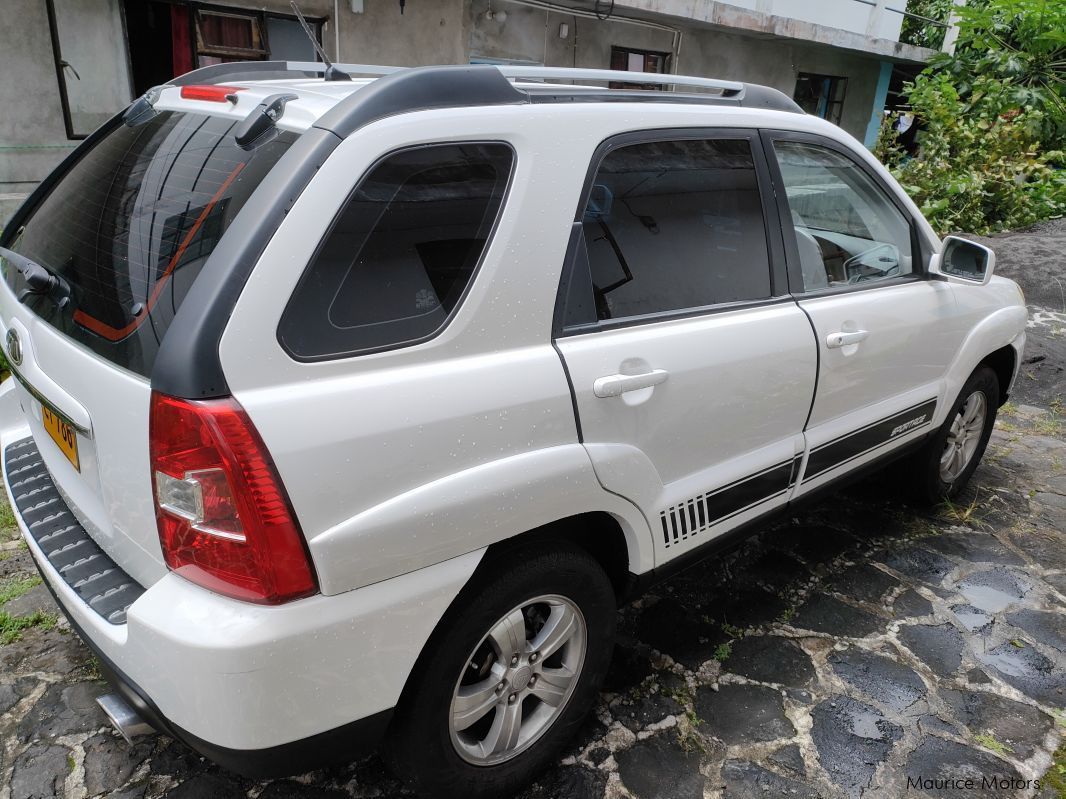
[0,0,943,225]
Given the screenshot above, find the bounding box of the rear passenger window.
[279,143,513,360]
[574,138,770,324]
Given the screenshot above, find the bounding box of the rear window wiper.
[0,247,71,308]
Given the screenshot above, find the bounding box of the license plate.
[42,404,80,471]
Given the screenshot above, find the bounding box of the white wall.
[686,0,905,42]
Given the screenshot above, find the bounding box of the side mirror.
[929,236,996,286]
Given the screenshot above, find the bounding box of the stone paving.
[1,403,1063,799]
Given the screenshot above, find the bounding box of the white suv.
[0,62,1026,798]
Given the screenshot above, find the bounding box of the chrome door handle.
[826,330,869,349]
[593,369,669,398]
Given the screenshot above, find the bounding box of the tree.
[877,0,1066,234]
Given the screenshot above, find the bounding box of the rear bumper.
[31,552,393,777]
[0,393,484,772]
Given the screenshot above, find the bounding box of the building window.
[794,73,848,125]
[123,2,325,96]
[47,0,133,139]
[194,9,268,67]
[609,46,670,90]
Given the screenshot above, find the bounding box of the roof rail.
[164,61,800,121]
[169,60,745,96]
[497,66,745,97]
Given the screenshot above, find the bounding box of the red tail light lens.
[179,85,245,103]
[149,392,317,604]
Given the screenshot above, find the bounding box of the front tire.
[383,543,616,799]
[909,366,999,503]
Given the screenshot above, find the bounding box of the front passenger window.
[773,141,913,292]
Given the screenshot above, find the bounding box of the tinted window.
[773,140,913,292]
[3,112,297,377]
[575,138,770,324]
[279,143,513,360]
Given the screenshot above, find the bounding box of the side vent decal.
[660,458,798,548]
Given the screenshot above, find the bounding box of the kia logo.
[6,329,22,367]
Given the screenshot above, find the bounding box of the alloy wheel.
[940,391,987,482]
[448,594,586,766]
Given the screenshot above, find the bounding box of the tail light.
[149,391,317,604]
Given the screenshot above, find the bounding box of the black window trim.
[276,139,517,363]
[552,127,789,339]
[759,129,935,300]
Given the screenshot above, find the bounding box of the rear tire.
[383,543,616,799]
[909,366,999,504]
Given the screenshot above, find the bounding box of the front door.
[763,132,970,495]
[554,131,817,563]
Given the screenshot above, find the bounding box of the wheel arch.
[979,344,1018,406]
[483,511,633,601]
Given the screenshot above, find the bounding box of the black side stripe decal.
[660,456,800,549]
[804,399,937,482]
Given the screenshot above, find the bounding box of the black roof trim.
[526,84,802,113]
[312,65,529,138]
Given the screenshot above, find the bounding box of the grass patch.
[720,622,746,639]
[0,575,41,606]
[1034,416,1063,437]
[677,708,706,753]
[938,492,983,526]
[973,732,1013,757]
[0,500,16,531]
[713,642,732,663]
[1000,401,1018,417]
[1042,740,1066,796]
[0,610,57,645]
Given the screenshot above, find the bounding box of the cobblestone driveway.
[2,237,1065,799]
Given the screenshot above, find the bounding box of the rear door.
[762,132,969,495]
[0,109,298,586]
[554,130,817,562]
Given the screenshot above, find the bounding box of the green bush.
[877,0,1066,235]
[876,72,1066,235]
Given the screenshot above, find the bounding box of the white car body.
[0,63,1025,775]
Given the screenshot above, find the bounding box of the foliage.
[876,0,1066,235]
[930,0,1066,145]
[900,0,956,50]
[876,72,1066,234]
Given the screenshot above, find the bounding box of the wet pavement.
[0,233,1064,798]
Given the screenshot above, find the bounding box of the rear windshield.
[2,111,296,377]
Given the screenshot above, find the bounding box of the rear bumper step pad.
[4,437,144,624]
